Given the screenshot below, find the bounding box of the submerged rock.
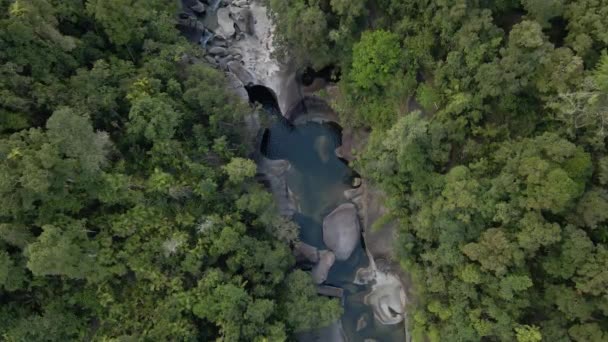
[314,135,331,163]
[312,250,335,284]
[323,203,361,261]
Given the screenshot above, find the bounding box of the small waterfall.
[199,29,214,48]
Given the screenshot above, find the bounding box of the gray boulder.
[216,7,236,38]
[312,250,335,284]
[190,1,207,14]
[230,8,253,35]
[208,46,228,56]
[227,61,256,85]
[323,203,361,261]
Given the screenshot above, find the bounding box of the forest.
[268,0,608,341]
[0,0,343,340]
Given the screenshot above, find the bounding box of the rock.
[208,46,228,56]
[316,285,344,298]
[294,242,319,263]
[176,13,205,32]
[230,8,253,35]
[218,55,234,70]
[190,1,207,14]
[344,187,363,201]
[225,72,248,101]
[227,47,241,55]
[312,250,335,284]
[204,55,218,65]
[228,61,256,85]
[232,0,249,7]
[314,135,331,163]
[354,267,375,285]
[364,272,406,325]
[323,203,361,261]
[216,7,236,38]
[352,177,362,188]
[335,146,344,159]
[356,314,369,332]
[257,158,295,217]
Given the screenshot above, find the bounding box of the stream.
[255,90,405,342]
[177,1,407,340]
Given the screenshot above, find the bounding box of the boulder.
[208,46,228,56]
[344,187,363,201]
[294,242,319,264]
[232,0,249,7]
[354,266,375,285]
[225,72,248,101]
[216,7,236,38]
[257,158,295,217]
[227,61,255,85]
[323,203,361,261]
[312,250,335,284]
[230,8,253,35]
[364,272,406,325]
[356,314,369,332]
[190,1,207,14]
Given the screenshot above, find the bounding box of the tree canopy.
[0,0,341,340]
[269,0,608,340]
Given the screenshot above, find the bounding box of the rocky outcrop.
[312,250,335,284]
[323,203,361,261]
[364,272,406,325]
[216,7,236,38]
[257,157,295,217]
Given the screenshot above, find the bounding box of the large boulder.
[228,61,256,85]
[364,272,406,325]
[323,203,361,261]
[216,7,236,38]
[312,250,335,284]
[230,7,253,35]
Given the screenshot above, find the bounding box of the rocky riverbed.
[177,1,409,341]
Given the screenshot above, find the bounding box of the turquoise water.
[262,118,404,342]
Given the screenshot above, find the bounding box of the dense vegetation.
[0,0,342,340]
[270,0,608,341]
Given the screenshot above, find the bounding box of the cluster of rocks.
[177,0,256,71]
[294,203,362,285]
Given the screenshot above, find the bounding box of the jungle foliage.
[0,0,342,340]
[269,0,608,341]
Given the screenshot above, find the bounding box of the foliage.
[270,0,608,340]
[0,0,341,340]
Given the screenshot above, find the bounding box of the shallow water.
[263,117,405,342]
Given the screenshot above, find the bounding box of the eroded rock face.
[323,203,361,261]
[216,7,236,38]
[364,272,406,325]
[257,158,295,217]
[312,250,335,284]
